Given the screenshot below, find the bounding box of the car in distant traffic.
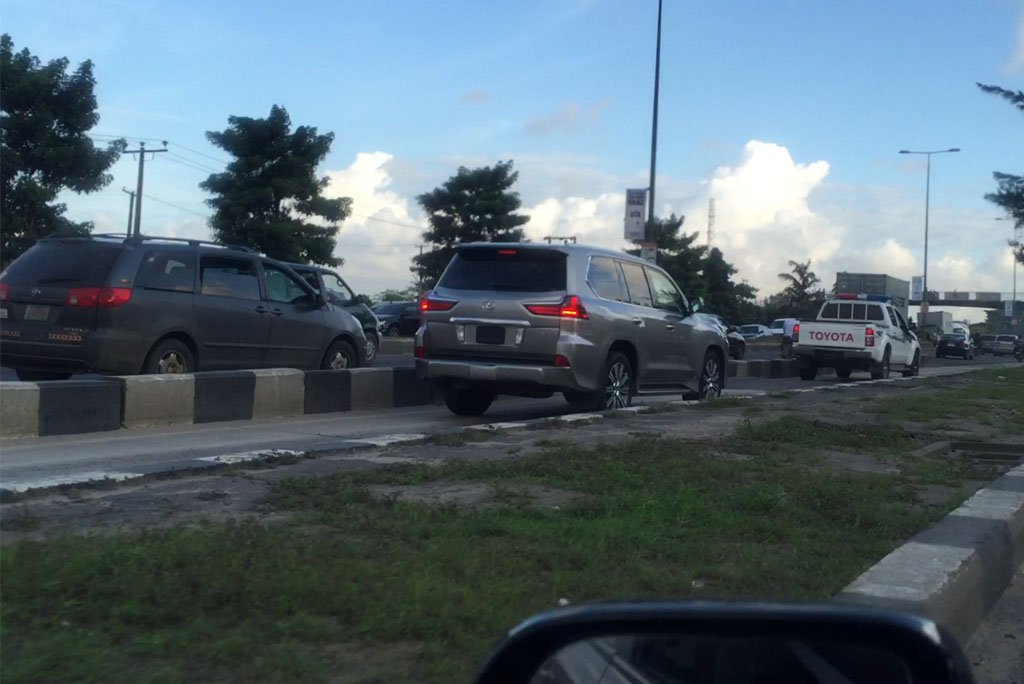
[0,234,367,379]
[738,323,769,340]
[696,313,746,360]
[767,317,797,337]
[992,334,1020,356]
[936,333,974,360]
[978,334,997,354]
[288,263,381,362]
[372,301,420,337]
[416,243,729,415]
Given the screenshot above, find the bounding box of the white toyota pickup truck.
[793,294,921,381]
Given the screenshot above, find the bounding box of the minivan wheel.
[143,339,194,375]
[364,332,380,363]
[698,350,723,400]
[322,340,358,370]
[444,387,494,416]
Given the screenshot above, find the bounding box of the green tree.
[413,160,529,287]
[200,105,351,266]
[627,214,706,298]
[0,34,125,265]
[702,247,758,322]
[777,259,822,307]
[373,287,419,303]
[977,83,1024,264]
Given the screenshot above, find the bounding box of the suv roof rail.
[127,235,261,253]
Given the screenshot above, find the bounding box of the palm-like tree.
[777,259,821,306]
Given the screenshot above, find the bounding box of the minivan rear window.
[1,240,122,286]
[439,248,567,292]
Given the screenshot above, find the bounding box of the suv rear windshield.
[1,240,122,286]
[439,248,567,292]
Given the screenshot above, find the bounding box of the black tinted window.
[646,267,685,313]
[137,251,195,292]
[620,262,653,308]
[199,256,260,300]
[262,263,312,304]
[439,248,566,292]
[375,303,407,315]
[866,304,884,321]
[587,257,627,301]
[1,240,121,286]
[820,303,838,318]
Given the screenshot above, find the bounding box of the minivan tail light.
[526,295,589,320]
[420,296,456,312]
[0,283,9,301]
[98,287,132,308]
[66,287,100,307]
[865,327,875,347]
[554,354,571,367]
[65,287,132,308]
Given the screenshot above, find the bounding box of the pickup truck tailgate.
[799,323,866,348]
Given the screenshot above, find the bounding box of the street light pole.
[898,147,960,326]
[647,0,663,234]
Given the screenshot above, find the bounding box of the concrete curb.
[835,463,1024,644]
[0,382,40,438]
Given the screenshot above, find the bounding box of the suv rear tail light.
[65,287,132,308]
[792,323,800,343]
[420,295,456,312]
[414,345,425,359]
[0,283,9,301]
[526,295,589,320]
[865,327,875,347]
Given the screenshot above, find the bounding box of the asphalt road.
[2,355,1017,495]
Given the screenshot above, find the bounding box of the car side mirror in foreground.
[472,602,975,684]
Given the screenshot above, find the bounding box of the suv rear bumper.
[416,358,588,395]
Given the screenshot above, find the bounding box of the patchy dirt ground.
[2,370,1021,544]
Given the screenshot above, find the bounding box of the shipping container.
[834,272,911,316]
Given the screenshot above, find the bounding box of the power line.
[163,153,220,175]
[142,192,209,218]
[168,141,230,165]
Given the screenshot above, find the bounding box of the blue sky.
[5,0,1023,318]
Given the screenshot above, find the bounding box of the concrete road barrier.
[0,382,40,438]
[0,359,798,438]
[122,375,195,428]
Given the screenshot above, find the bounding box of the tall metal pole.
[647,0,663,235]
[922,153,931,322]
[123,141,168,238]
[898,148,959,326]
[122,187,136,238]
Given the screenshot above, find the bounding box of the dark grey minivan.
[0,235,366,380]
[416,243,729,415]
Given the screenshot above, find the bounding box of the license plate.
[476,325,505,345]
[24,304,50,321]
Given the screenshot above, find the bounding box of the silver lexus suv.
[415,243,729,415]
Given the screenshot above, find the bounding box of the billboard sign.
[624,189,647,241]
[911,276,924,301]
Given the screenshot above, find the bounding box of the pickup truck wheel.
[871,349,891,380]
[901,351,920,377]
[698,350,723,400]
[799,362,818,381]
[835,365,852,380]
[444,387,494,416]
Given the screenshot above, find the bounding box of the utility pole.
[124,141,168,237]
[417,244,424,294]
[706,197,716,250]
[121,187,136,237]
[647,0,663,234]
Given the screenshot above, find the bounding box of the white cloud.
[322,152,426,295]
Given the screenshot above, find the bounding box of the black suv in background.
[0,235,367,380]
[373,301,420,337]
[288,263,381,362]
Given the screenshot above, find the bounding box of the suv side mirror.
[690,297,704,314]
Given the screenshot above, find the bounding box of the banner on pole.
[624,189,647,241]
[911,276,924,301]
